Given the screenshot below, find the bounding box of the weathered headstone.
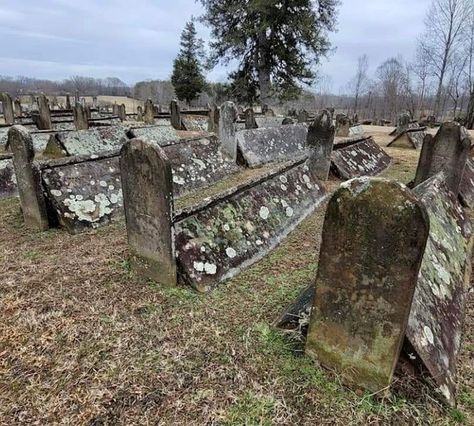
[14,98,22,118]
[112,104,119,116]
[8,126,49,230]
[66,94,71,110]
[244,108,257,129]
[117,104,126,122]
[37,94,52,130]
[219,101,238,161]
[208,103,220,133]
[136,106,143,122]
[297,109,309,124]
[414,122,471,194]
[120,139,176,286]
[170,100,182,130]
[1,92,14,125]
[144,99,154,124]
[0,155,17,198]
[335,113,351,137]
[388,128,426,149]
[306,178,429,393]
[73,103,89,130]
[306,110,335,181]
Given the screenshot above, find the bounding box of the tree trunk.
[466,89,474,129]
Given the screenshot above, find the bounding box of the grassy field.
[0,126,472,425]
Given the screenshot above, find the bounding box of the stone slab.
[331,137,392,179]
[0,157,17,198]
[388,128,426,149]
[255,116,285,128]
[236,124,308,168]
[173,160,326,292]
[127,125,180,146]
[181,115,208,132]
[459,158,474,208]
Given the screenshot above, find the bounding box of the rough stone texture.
[42,156,123,233]
[73,104,89,130]
[219,101,238,161]
[66,94,71,110]
[459,158,474,208]
[9,126,49,230]
[37,94,52,130]
[30,131,60,152]
[388,128,426,149]
[237,124,308,168]
[306,110,335,181]
[297,110,309,124]
[208,104,219,133]
[414,122,471,195]
[335,114,351,137]
[181,115,208,132]
[349,125,364,137]
[331,137,392,179]
[255,116,284,129]
[117,104,126,122]
[44,126,128,157]
[0,126,9,149]
[410,173,473,406]
[245,108,257,129]
[127,125,180,146]
[0,156,17,198]
[174,160,326,292]
[14,98,22,118]
[164,137,241,197]
[1,92,14,125]
[389,113,419,137]
[53,121,76,131]
[136,106,143,122]
[144,99,155,125]
[170,100,182,130]
[306,178,429,393]
[121,139,176,286]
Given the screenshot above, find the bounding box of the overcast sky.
[0,0,432,92]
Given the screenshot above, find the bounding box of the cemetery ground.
[0,126,473,425]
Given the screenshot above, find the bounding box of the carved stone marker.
[219,101,238,161]
[297,109,309,124]
[170,100,181,130]
[120,139,177,286]
[1,92,14,125]
[335,113,351,137]
[14,98,22,118]
[306,178,429,393]
[37,94,52,130]
[244,108,257,129]
[73,103,89,130]
[144,99,154,124]
[118,104,126,122]
[306,110,335,181]
[208,103,220,133]
[66,94,71,110]
[8,126,49,230]
[414,122,471,194]
[136,106,143,122]
[0,155,17,198]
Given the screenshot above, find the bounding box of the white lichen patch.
[99,180,107,187]
[173,175,185,185]
[193,261,204,272]
[50,189,62,197]
[285,207,294,217]
[226,247,237,258]
[421,326,434,347]
[204,263,217,275]
[259,206,270,220]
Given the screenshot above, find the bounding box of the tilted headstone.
[8,126,49,230]
[413,122,471,194]
[120,139,176,286]
[14,98,22,118]
[66,94,71,110]
[244,108,257,129]
[1,92,15,125]
[73,103,89,130]
[388,128,426,149]
[37,94,52,130]
[335,113,351,137]
[219,101,238,161]
[208,103,220,133]
[144,99,154,124]
[170,100,182,130]
[409,173,473,406]
[117,104,126,122]
[136,106,143,122]
[331,137,392,179]
[0,155,17,198]
[306,110,335,181]
[349,124,364,137]
[306,178,429,393]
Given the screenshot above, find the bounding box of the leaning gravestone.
[144,99,155,124]
[208,103,219,134]
[14,98,22,118]
[0,154,17,198]
[219,101,238,161]
[1,92,14,125]
[245,108,258,129]
[37,94,52,130]
[170,100,182,130]
[118,104,126,122]
[306,178,429,393]
[335,113,351,137]
[306,110,335,181]
[414,122,471,194]
[73,103,89,130]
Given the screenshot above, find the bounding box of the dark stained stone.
[0,156,17,198]
[331,137,392,179]
[144,99,155,125]
[219,101,238,161]
[414,122,472,195]
[174,160,326,292]
[244,108,257,130]
[306,110,335,181]
[306,178,429,393]
[1,92,14,125]
[335,113,351,137]
[388,128,426,149]
[42,156,123,233]
[236,124,308,168]
[410,173,473,406]
[37,94,52,130]
[117,104,126,122]
[136,106,143,122]
[297,110,309,124]
[170,100,182,130]
[120,139,176,286]
[14,98,22,118]
[459,158,474,208]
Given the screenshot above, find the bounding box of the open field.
[0,126,473,425]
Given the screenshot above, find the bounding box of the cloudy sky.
[0,0,431,91]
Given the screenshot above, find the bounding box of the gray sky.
[0,0,431,91]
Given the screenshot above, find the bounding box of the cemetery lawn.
[0,126,473,425]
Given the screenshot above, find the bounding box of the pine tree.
[200,0,339,104]
[171,21,206,105]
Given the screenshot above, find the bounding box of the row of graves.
[3,94,474,409]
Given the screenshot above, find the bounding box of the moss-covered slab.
[306,178,429,393]
[410,174,473,406]
[164,137,241,197]
[42,157,123,233]
[0,156,17,198]
[181,115,208,132]
[331,137,392,179]
[388,128,426,149]
[0,127,8,149]
[254,116,285,128]
[174,160,326,292]
[127,125,180,145]
[236,124,308,168]
[459,158,474,208]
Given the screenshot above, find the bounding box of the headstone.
[335,113,351,137]
[66,94,71,110]
[120,139,176,286]
[112,104,119,117]
[244,108,257,129]
[14,98,22,118]
[37,94,52,130]
[219,101,238,161]
[118,104,126,122]
[208,103,220,133]
[144,99,154,125]
[170,100,181,130]
[1,92,15,125]
[282,117,295,125]
[297,109,309,124]
[92,96,98,108]
[0,155,17,198]
[306,110,335,181]
[73,103,89,130]
[306,178,429,393]
[388,128,426,149]
[413,122,471,194]
[8,126,49,230]
[136,106,143,122]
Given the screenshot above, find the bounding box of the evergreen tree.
[171,20,206,105]
[200,0,339,104]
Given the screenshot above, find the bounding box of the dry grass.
[0,126,472,425]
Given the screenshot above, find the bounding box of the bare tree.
[412,45,432,117]
[465,8,474,128]
[350,54,369,116]
[376,57,406,121]
[419,0,471,118]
